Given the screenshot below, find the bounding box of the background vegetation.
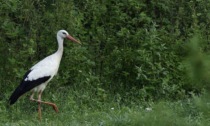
[1,0,210,125]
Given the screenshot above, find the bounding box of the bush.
[1,0,210,105]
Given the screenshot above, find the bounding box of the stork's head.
[57,30,81,44]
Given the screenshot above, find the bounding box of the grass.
[1,91,210,126]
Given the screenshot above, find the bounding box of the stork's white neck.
[56,35,64,57]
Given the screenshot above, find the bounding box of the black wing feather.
[9,70,51,105]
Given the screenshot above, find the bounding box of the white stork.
[9,30,81,120]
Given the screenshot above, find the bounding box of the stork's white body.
[28,56,59,92]
[25,49,63,92]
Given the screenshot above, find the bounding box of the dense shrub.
[1,0,210,104]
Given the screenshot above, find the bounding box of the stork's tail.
[9,87,23,105]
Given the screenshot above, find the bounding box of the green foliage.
[1,0,210,124]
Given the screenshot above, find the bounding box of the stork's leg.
[30,91,59,113]
[30,91,42,121]
[38,91,42,121]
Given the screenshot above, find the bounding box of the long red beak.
[66,35,81,44]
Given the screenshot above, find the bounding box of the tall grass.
[1,91,210,126]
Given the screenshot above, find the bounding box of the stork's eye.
[62,32,67,35]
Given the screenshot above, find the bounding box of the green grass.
[1,92,210,126]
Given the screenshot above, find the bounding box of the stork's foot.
[51,104,59,112]
[41,101,59,113]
